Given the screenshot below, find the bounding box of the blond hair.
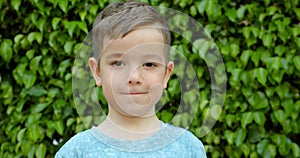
[92,2,170,63]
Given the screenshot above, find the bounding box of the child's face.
[90,28,173,117]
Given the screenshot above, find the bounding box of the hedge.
[0,0,300,157]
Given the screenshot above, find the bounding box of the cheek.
[147,71,166,83]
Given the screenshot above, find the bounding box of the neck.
[106,108,161,133]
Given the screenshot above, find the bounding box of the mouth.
[121,92,148,95]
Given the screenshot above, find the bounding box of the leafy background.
[1,0,300,157]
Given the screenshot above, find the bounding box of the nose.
[128,67,141,85]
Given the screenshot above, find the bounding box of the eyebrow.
[105,53,123,59]
[105,53,163,62]
[143,55,163,62]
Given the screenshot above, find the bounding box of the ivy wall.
[0,0,300,157]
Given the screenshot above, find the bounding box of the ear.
[89,57,102,86]
[163,61,174,88]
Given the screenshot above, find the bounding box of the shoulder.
[55,129,98,158]
[164,123,207,157]
[164,123,201,144]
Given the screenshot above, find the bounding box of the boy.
[55,1,207,157]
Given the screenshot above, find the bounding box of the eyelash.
[143,62,157,67]
[111,60,125,66]
[110,61,158,68]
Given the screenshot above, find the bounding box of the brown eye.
[143,62,157,67]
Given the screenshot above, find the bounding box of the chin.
[117,103,156,117]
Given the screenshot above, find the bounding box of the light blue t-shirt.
[55,122,207,157]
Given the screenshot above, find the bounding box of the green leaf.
[237,6,246,19]
[271,57,281,71]
[242,27,251,39]
[226,8,237,22]
[240,71,250,85]
[282,99,293,115]
[262,33,272,48]
[275,83,289,99]
[271,70,285,84]
[23,71,37,88]
[225,114,235,127]
[0,39,13,62]
[251,47,262,67]
[36,18,46,33]
[294,37,300,48]
[79,11,87,21]
[271,134,284,146]
[48,31,59,48]
[171,114,181,127]
[274,45,286,56]
[220,44,229,56]
[196,1,206,15]
[30,55,42,72]
[58,59,71,78]
[76,21,88,34]
[26,49,35,59]
[21,141,34,156]
[230,43,239,57]
[13,63,26,85]
[62,20,77,37]
[256,68,268,86]
[231,68,241,83]
[251,26,260,37]
[58,0,68,13]
[206,0,221,19]
[32,103,48,113]
[193,39,210,58]
[242,87,252,98]
[291,143,300,157]
[89,4,99,16]
[257,139,269,155]
[266,6,277,15]
[204,24,216,34]
[66,118,76,126]
[35,143,47,158]
[54,120,64,135]
[210,105,222,120]
[52,17,61,30]
[241,50,251,66]
[11,0,21,11]
[182,30,193,43]
[29,124,40,142]
[43,57,54,76]
[17,128,26,142]
[293,55,300,71]
[274,109,286,124]
[28,32,43,44]
[14,34,24,43]
[27,85,47,97]
[235,128,246,146]
[253,111,266,126]
[224,130,235,145]
[248,91,269,110]
[241,112,253,129]
[266,144,277,157]
[189,6,197,17]
[205,0,214,16]
[183,89,198,106]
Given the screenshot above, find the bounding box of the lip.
[121,92,148,95]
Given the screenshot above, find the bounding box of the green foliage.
[1,0,300,157]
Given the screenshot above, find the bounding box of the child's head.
[92,1,170,64]
[89,2,173,117]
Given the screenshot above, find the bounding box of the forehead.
[101,28,166,57]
